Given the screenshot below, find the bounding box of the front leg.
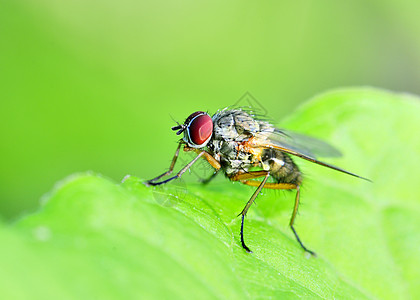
[146,147,221,186]
[146,151,206,186]
[145,142,183,185]
[183,146,222,171]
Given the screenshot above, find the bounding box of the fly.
[145,107,369,254]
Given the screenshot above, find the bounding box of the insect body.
[146,108,367,254]
[210,109,302,184]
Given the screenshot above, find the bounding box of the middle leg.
[230,171,270,253]
[240,179,315,255]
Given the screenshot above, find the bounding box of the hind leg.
[238,176,315,255]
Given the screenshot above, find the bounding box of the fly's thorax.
[212,109,262,142]
[261,148,302,185]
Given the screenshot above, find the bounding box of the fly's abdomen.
[261,148,302,185]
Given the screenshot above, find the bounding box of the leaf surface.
[1,88,419,299]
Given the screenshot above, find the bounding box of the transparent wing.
[265,128,342,159]
[252,126,368,180]
[227,95,341,158]
[218,101,368,180]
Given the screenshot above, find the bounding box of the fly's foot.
[291,225,316,257]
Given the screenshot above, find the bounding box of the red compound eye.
[186,112,213,146]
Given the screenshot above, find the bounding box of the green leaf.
[1,88,419,299]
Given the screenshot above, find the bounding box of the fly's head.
[172,111,213,148]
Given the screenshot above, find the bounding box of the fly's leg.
[290,185,315,256]
[183,146,222,171]
[146,151,205,186]
[146,142,182,184]
[242,180,315,256]
[184,147,222,184]
[146,147,221,186]
[229,170,269,181]
[230,171,270,253]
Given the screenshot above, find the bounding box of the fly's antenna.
[170,115,186,135]
[171,124,185,135]
[171,122,185,135]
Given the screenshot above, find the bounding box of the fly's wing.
[270,128,342,158]
[253,126,369,180]
[229,101,341,158]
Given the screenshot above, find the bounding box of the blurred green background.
[1,0,420,220]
